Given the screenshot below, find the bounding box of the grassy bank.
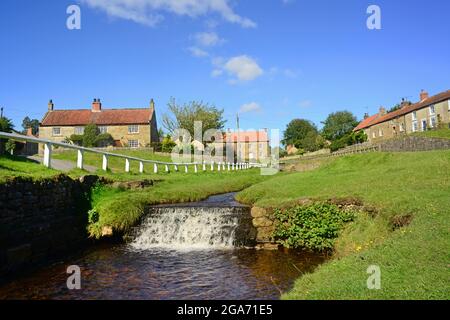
[237,150,450,299]
[412,127,450,139]
[0,155,59,182]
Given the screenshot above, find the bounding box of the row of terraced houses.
[354,89,450,142]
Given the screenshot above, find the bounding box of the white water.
[130,207,242,250]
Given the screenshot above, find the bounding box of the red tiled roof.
[41,108,154,126]
[223,130,269,143]
[355,89,450,131]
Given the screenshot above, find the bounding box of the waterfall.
[130,206,255,250]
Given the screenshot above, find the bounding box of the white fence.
[0,132,255,174]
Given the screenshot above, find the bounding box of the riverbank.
[236,150,450,299]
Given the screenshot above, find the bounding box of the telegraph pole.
[236,113,240,162]
[0,107,3,119]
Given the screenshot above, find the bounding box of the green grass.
[236,150,450,299]
[411,127,450,139]
[0,154,59,182]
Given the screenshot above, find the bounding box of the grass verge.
[237,150,450,299]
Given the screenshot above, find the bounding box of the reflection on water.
[0,244,325,300]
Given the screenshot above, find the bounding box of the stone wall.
[378,136,450,152]
[0,175,95,278]
[251,207,276,243]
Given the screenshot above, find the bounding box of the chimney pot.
[92,98,102,112]
[420,90,429,101]
[379,106,386,115]
[150,99,155,109]
[364,113,369,119]
[48,99,54,111]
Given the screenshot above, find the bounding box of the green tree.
[21,116,40,135]
[161,135,176,153]
[282,119,318,148]
[162,98,226,140]
[82,124,99,147]
[0,117,14,154]
[321,111,358,141]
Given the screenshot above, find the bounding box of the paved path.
[26,156,98,173]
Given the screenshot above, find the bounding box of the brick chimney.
[364,113,369,119]
[150,98,155,110]
[26,127,33,136]
[48,99,54,111]
[379,106,387,116]
[92,98,102,112]
[420,90,429,102]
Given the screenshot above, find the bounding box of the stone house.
[222,129,270,161]
[354,89,450,142]
[39,98,159,150]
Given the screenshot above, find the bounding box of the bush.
[161,136,176,153]
[273,203,355,251]
[82,124,99,147]
[69,134,83,146]
[95,133,114,147]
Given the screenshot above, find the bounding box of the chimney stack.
[420,89,429,101]
[379,106,387,115]
[92,98,102,112]
[364,113,369,119]
[150,98,155,110]
[48,99,54,111]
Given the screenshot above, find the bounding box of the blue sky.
[1,0,449,134]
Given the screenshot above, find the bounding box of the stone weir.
[129,193,258,250]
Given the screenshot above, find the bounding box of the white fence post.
[154,163,158,173]
[227,162,230,171]
[43,142,52,168]
[185,165,188,173]
[222,162,225,170]
[174,164,178,172]
[202,162,206,171]
[125,158,130,173]
[102,154,108,171]
[139,161,144,173]
[211,161,214,171]
[217,162,221,171]
[165,165,169,172]
[194,164,198,173]
[232,163,235,170]
[77,150,84,170]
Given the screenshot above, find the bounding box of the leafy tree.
[0,117,14,132]
[95,133,114,147]
[82,124,99,147]
[162,98,226,140]
[282,119,318,148]
[0,117,14,154]
[161,135,176,153]
[321,111,358,141]
[21,116,40,135]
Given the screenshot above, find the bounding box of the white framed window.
[128,139,139,148]
[99,126,108,134]
[429,105,435,115]
[128,125,139,134]
[448,100,450,111]
[430,116,437,128]
[52,127,61,136]
[412,111,417,121]
[372,131,376,138]
[74,126,84,135]
[412,121,418,132]
[400,123,405,132]
[379,129,383,137]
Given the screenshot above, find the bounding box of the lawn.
[0,154,59,182]
[411,127,450,139]
[237,150,450,299]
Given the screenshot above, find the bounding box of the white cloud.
[222,55,263,82]
[188,46,209,58]
[239,102,262,114]
[82,0,256,28]
[193,31,224,47]
[211,69,223,77]
[299,100,312,108]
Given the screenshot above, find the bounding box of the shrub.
[69,134,83,146]
[82,124,99,147]
[161,136,176,153]
[95,133,114,147]
[273,203,355,251]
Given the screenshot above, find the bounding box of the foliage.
[329,131,368,152]
[21,116,39,135]
[69,134,83,146]
[282,119,318,147]
[151,142,162,152]
[162,98,226,140]
[273,203,355,251]
[5,140,16,154]
[161,135,176,153]
[94,133,114,147]
[82,124,99,147]
[0,117,14,132]
[321,111,358,141]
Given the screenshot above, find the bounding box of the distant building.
[354,89,450,142]
[223,129,270,161]
[39,98,159,150]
